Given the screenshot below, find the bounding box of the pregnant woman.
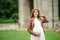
[27,9,49,40]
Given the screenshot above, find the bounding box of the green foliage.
[0,18,15,23]
[0,0,18,23]
[11,13,19,23]
[11,13,19,19]
[58,0,60,20]
[0,0,18,19]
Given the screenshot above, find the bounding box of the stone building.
[18,0,58,29]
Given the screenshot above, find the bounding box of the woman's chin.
[34,16,37,17]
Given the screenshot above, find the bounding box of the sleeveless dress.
[31,17,45,40]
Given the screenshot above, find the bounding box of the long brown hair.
[29,9,48,31]
[30,9,41,19]
[29,9,41,30]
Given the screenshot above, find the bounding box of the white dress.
[31,18,45,40]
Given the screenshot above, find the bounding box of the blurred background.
[0,0,19,30]
[0,0,60,40]
[0,0,18,23]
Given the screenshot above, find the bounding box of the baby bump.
[33,26,41,34]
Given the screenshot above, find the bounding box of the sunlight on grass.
[45,30,60,40]
[0,30,30,40]
[0,30,60,40]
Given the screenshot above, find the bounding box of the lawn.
[0,30,60,40]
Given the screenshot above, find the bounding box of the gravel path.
[0,24,20,30]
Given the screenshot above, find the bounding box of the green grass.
[0,30,60,40]
[45,30,60,40]
[0,30,30,40]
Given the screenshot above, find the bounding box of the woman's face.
[34,10,38,17]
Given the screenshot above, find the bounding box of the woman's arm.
[40,16,49,23]
[27,19,40,37]
[27,26,40,37]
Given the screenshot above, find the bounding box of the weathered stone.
[18,0,58,29]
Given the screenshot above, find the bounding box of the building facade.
[18,0,58,29]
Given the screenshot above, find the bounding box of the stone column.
[34,0,58,29]
[41,0,53,29]
[18,0,30,29]
[34,0,42,11]
[53,0,58,28]
[42,0,58,29]
[34,0,52,29]
[47,0,53,29]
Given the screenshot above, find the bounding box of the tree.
[0,0,18,19]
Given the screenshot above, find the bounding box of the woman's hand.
[27,26,40,37]
[40,16,49,23]
[31,31,40,37]
[28,29,40,37]
[33,32,40,37]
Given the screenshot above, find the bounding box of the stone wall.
[18,0,30,29]
[18,0,58,29]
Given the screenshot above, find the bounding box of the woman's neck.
[34,16,37,18]
[34,17,38,19]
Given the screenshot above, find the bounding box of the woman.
[27,9,49,40]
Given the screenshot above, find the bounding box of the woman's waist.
[33,27,43,31]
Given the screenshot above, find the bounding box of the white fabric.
[31,18,45,40]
